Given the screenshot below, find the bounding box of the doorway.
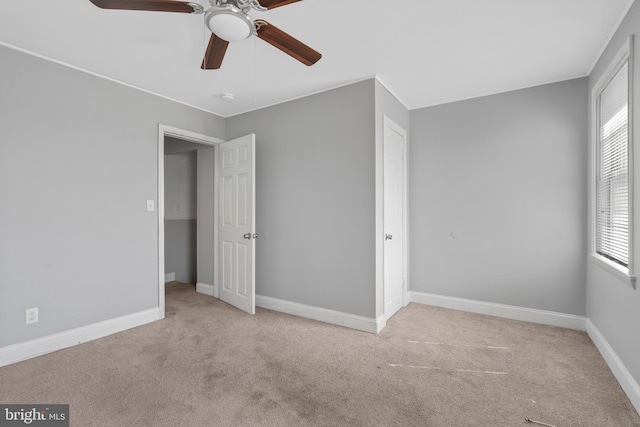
[157,125,257,318]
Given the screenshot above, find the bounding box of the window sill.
[590,254,637,290]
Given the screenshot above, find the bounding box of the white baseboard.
[376,316,387,334]
[196,282,218,298]
[410,291,587,331]
[256,295,382,334]
[164,272,175,282]
[586,319,640,415]
[0,308,160,368]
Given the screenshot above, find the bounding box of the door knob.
[243,233,252,239]
[385,234,393,240]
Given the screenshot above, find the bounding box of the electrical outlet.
[26,307,38,325]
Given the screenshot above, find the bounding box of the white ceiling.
[0,0,633,117]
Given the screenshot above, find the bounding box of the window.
[592,36,634,288]
[596,60,630,267]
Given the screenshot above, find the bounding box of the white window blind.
[596,60,630,268]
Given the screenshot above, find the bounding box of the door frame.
[381,116,409,320]
[157,124,224,319]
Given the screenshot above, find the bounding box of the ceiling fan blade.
[201,34,229,70]
[256,20,321,66]
[89,0,204,13]
[258,0,302,10]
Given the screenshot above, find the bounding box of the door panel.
[222,240,233,292]
[237,173,248,225]
[222,175,233,225]
[237,242,248,296]
[218,134,256,314]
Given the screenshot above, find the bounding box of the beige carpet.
[1,282,638,426]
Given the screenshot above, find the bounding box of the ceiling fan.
[88,0,322,70]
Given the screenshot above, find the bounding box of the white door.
[384,119,406,320]
[219,134,256,314]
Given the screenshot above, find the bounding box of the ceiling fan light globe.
[205,8,255,42]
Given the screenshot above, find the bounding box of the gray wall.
[0,45,225,348]
[227,80,377,318]
[164,220,197,283]
[409,78,588,316]
[197,145,215,288]
[375,82,410,134]
[374,81,410,318]
[164,149,197,283]
[165,137,201,154]
[587,0,640,384]
[164,148,198,283]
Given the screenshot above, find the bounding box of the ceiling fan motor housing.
[205,0,268,42]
